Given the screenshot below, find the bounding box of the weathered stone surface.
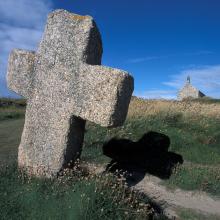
[7,50,35,98]
[7,9,134,177]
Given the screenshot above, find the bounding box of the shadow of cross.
[7,10,134,177]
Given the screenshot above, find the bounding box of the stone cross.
[7,10,134,177]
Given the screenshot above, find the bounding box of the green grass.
[0,163,166,220]
[0,97,26,105]
[1,98,220,219]
[84,113,220,165]
[0,118,24,164]
[0,101,167,220]
[83,113,220,197]
[177,208,220,220]
[1,107,220,197]
[164,164,220,196]
[0,106,25,121]
[186,97,220,104]
[0,98,25,121]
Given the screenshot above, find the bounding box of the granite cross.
[7,10,133,177]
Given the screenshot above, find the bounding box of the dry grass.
[1,97,220,215]
[128,97,220,119]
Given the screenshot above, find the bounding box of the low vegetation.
[0,98,167,220]
[0,98,25,121]
[0,162,166,220]
[1,97,220,219]
[84,97,220,197]
[177,208,220,220]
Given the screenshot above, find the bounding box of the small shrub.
[0,163,167,220]
[160,112,183,127]
[164,164,220,197]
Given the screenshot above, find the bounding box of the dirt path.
[135,175,220,218]
[86,163,220,219]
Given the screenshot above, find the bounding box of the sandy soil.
[135,174,220,218]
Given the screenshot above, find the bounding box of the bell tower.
[186,75,191,84]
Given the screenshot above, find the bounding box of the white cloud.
[0,0,53,97]
[0,0,52,28]
[135,65,220,100]
[135,89,177,100]
[127,56,159,64]
[126,51,214,64]
[163,65,220,98]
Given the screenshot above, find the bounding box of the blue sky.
[0,0,220,99]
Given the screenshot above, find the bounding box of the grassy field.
[1,162,165,220]
[177,208,220,220]
[84,97,220,197]
[0,98,166,220]
[1,97,220,219]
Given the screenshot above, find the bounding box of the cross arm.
[75,64,134,127]
[7,49,35,99]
